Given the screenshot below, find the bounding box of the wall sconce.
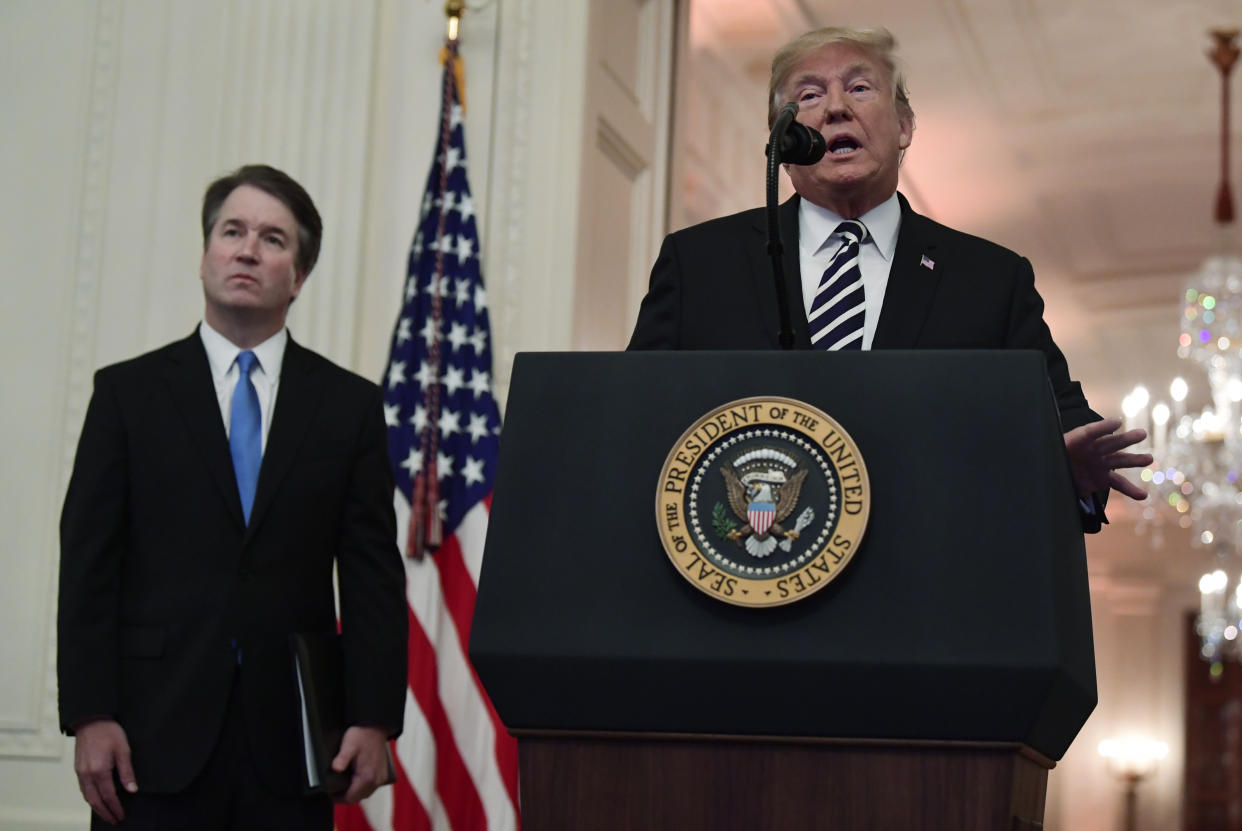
[1098,737,1169,831]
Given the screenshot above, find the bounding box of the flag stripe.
[336,801,376,831]
[406,602,489,831]
[386,748,432,831]
[455,500,488,586]
[432,532,521,816]
[396,495,513,831]
[434,533,478,644]
[392,672,440,826]
[407,538,515,831]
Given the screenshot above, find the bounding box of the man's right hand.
[73,718,137,825]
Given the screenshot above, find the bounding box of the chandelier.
[1124,29,1242,672]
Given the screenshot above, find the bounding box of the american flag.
[335,43,520,831]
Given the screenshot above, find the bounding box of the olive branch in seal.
[711,502,738,539]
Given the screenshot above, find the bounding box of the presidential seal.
[655,397,870,608]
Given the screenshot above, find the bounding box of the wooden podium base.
[517,732,1052,831]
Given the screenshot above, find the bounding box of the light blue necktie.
[229,350,261,524]
[808,220,868,350]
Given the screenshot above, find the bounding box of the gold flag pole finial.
[440,0,467,111]
[446,0,464,43]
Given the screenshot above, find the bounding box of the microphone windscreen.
[781,122,826,165]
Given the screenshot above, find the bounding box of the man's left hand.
[331,725,392,804]
[1064,416,1152,501]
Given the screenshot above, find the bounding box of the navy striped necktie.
[808,220,868,350]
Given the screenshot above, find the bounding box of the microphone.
[777,120,827,165]
[766,102,826,165]
[765,101,824,349]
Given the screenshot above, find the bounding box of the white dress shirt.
[199,321,287,453]
[797,192,902,350]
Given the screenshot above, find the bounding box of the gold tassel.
[437,47,467,114]
[407,471,427,560]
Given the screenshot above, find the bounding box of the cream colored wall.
[1,6,97,827]
[570,0,675,350]
[0,0,642,826]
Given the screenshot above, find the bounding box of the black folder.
[290,631,351,797]
[290,631,398,798]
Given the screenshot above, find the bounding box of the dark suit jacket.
[629,193,1105,527]
[58,330,407,795]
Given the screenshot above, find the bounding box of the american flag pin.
[920,254,935,270]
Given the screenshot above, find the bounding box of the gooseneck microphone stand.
[766,102,826,349]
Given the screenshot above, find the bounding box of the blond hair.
[767,26,914,129]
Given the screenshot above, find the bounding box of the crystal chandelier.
[1124,29,1242,672]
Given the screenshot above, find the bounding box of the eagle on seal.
[721,466,808,547]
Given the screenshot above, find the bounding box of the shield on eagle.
[748,501,776,535]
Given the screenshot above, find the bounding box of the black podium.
[470,351,1096,830]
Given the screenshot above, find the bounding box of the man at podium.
[628,25,1150,530]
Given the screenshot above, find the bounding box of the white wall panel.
[0,0,108,767]
[571,0,675,351]
[483,0,590,397]
[1,1,117,825]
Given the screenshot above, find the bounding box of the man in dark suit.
[629,26,1150,525]
[58,165,407,828]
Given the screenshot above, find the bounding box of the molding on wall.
[486,0,534,400]
[629,0,674,320]
[0,0,122,761]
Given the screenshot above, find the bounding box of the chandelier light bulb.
[1123,387,1149,418]
[1171,377,1189,402]
[1097,738,1169,763]
[1152,403,1170,425]
[1201,570,1229,593]
[1098,737,1169,780]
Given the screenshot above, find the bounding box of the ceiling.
[683,0,1242,589]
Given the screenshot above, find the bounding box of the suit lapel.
[872,193,944,349]
[245,336,321,541]
[748,196,812,349]
[163,331,246,528]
